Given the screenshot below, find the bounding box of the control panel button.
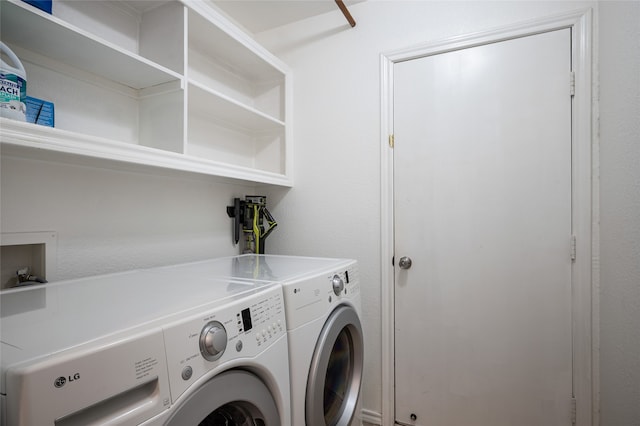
[181,366,193,381]
[332,274,345,296]
[199,321,227,361]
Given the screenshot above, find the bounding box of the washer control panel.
[162,285,286,402]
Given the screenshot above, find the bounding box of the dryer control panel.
[283,261,360,330]
[162,285,286,403]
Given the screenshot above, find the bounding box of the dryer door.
[165,370,280,426]
[306,305,364,426]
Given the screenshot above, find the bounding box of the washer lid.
[152,254,355,283]
[0,266,273,372]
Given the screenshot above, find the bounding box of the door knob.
[398,256,412,270]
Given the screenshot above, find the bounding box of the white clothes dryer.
[0,264,290,426]
[160,255,364,426]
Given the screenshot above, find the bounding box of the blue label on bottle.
[0,73,26,103]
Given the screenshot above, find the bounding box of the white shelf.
[188,6,283,83]
[0,0,292,186]
[188,81,285,132]
[0,119,292,186]
[0,0,182,89]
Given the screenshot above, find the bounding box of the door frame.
[379,9,597,426]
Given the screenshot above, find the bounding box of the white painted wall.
[598,2,640,425]
[0,156,253,280]
[254,1,639,423]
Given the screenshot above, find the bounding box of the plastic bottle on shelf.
[1,41,27,122]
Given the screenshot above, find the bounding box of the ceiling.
[212,0,363,33]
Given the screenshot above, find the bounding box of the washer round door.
[306,304,364,426]
[165,369,280,426]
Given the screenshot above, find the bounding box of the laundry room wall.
[0,155,252,281]
[253,1,637,424]
[598,2,640,425]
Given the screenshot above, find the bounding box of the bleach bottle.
[1,42,27,121]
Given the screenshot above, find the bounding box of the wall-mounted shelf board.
[0,119,292,186]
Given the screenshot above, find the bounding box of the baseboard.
[360,408,383,425]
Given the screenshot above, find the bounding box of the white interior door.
[393,29,573,426]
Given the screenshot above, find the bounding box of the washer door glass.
[199,401,267,426]
[306,305,364,426]
[165,370,280,426]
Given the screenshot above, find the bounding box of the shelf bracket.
[335,0,356,28]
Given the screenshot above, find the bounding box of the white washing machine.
[0,264,290,426]
[157,255,364,426]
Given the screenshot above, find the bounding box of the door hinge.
[571,397,577,424]
[571,235,577,262]
[389,134,395,148]
[569,71,576,96]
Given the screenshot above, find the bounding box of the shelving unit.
[0,0,292,186]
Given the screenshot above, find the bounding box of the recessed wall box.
[0,232,57,289]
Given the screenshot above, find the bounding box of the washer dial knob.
[200,321,227,361]
[332,275,345,296]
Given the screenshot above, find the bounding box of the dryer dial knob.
[200,321,227,361]
[332,275,345,296]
